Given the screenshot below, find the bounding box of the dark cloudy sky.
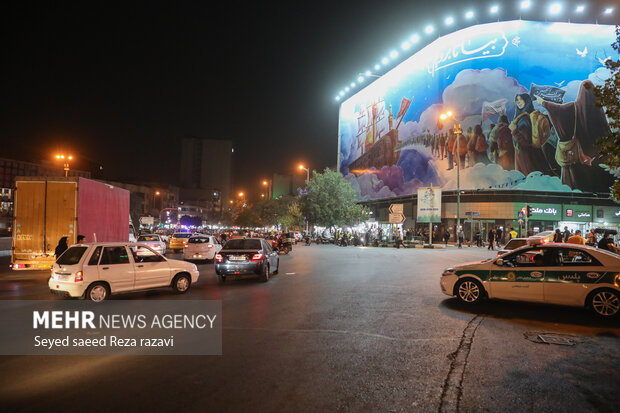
[1,1,615,195]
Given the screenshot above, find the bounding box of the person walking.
[495,227,503,247]
[563,226,571,243]
[444,229,450,245]
[553,229,563,243]
[586,229,597,247]
[54,237,69,258]
[458,229,464,248]
[567,230,586,245]
[487,228,495,250]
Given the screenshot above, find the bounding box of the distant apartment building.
[179,137,232,218]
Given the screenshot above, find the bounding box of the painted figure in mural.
[487,123,497,163]
[493,115,515,171]
[510,93,549,177]
[473,125,490,165]
[536,80,612,192]
[439,133,446,160]
[466,127,476,168]
[455,130,467,170]
[446,129,456,170]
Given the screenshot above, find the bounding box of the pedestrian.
[586,229,597,247]
[509,227,518,240]
[563,226,571,243]
[598,233,620,253]
[487,228,495,250]
[444,230,450,245]
[475,230,482,247]
[495,227,503,247]
[567,230,586,245]
[55,236,69,257]
[458,229,464,248]
[77,234,85,243]
[553,229,563,243]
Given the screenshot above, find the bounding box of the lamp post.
[439,111,462,233]
[298,164,310,233]
[54,154,73,177]
[262,179,272,199]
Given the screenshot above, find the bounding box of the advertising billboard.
[417,187,442,223]
[338,21,617,200]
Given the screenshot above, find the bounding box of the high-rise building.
[179,137,233,217]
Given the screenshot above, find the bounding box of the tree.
[299,168,365,229]
[233,207,261,228]
[595,26,620,201]
[280,201,304,230]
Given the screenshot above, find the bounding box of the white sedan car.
[183,235,222,262]
[136,234,167,255]
[49,242,200,302]
[440,243,620,318]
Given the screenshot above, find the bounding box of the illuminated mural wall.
[337,21,618,201]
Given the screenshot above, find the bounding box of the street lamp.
[439,111,463,233]
[54,154,73,177]
[298,164,310,181]
[262,179,272,199]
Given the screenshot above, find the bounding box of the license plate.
[55,273,70,280]
[229,255,246,261]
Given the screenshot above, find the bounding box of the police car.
[440,241,620,318]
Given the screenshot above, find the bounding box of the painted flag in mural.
[396,96,413,119]
[530,83,566,104]
[481,98,507,122]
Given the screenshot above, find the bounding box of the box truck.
[11,177,130,270]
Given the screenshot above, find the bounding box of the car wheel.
[217,275,225,285]
[260,264,270,282]
[86,282,109,302]
[455,278,485,304]
[588,289,620,318]
[172,273,191,293]
[273,259,279,275]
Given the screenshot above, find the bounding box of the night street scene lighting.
[1,1,620,412]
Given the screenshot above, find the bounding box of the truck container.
[11,176,130,269]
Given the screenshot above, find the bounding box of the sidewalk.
[0,237,10,257]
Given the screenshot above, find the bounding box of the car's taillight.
[215,253,223,263]
[251,253,263,261]
[207,244,214,248]
[74,271,83,282]
[184,245,189,248]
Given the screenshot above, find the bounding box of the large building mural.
[338,21,617,200]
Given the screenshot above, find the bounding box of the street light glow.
[604,7,613,15]
[444,17,454,25]
[365,70,371,76]
[424,25,434,34]
[345,87,350,92]
[350,82,355,87]
[575,5,585,12]
[410,33,420,43]
[339,91,344,96]
[381,57,389,65]
[520,1,531,9]
[374,64,381,70]
[401,41,411,50]
[548,3,562,14]
[389,50,398,59]
[357,75,364,82]
[465,11,474,19]
[238,192,244,197]
[490,5,499,14]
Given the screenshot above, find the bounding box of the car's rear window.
[224,239,261,250]
[56,246,88,265]
[173,233,190,239]
[506,240,527,249]
[189,237,210,244]
[138,236,159,241]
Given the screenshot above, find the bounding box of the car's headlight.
[442,268,455,277]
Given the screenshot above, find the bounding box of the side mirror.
[496,258,503,266]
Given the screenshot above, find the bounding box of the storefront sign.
[514,203,561,221]
[594,207,620,224]
[417,187,441,223]
[562,205,592,222]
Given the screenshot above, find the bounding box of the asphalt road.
[0,245,619,412]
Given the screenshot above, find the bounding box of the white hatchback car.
[440,243,620,318]
[183,235,222,262]
[49,242,200,302]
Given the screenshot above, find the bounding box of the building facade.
[336,21,618,242]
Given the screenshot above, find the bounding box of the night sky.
[1,1,615,195]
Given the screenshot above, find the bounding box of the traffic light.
[526,205,532,218]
